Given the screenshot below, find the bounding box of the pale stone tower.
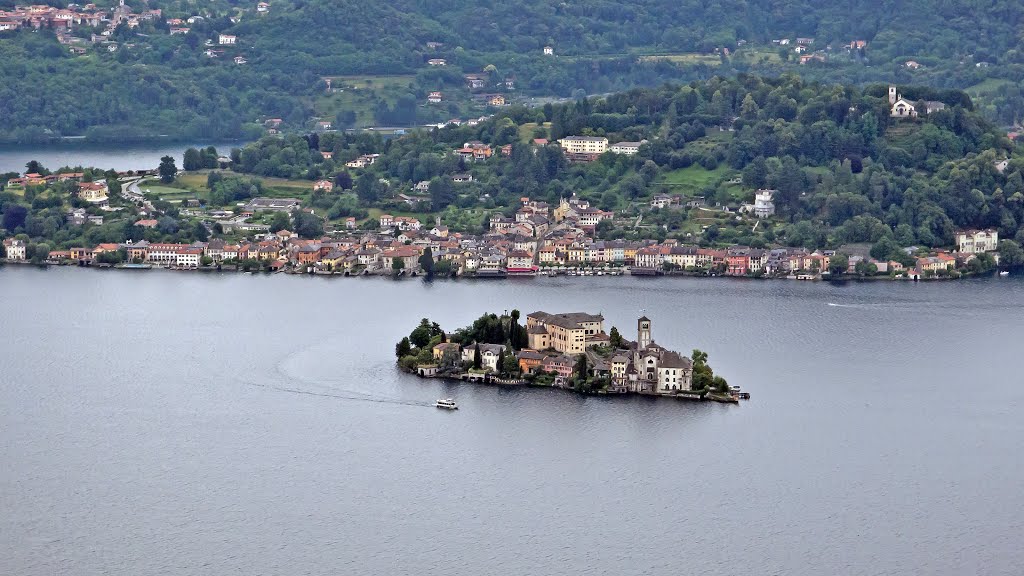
[637,316,651,349]
[888,85,897,105]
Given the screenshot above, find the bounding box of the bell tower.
[888,85,897,105]
[637,316,651,349]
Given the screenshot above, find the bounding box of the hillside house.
[955,229,998,254]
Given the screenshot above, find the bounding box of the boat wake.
[239,378,435,408]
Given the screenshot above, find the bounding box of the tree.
[409,319,433,348]
[191,220,209,242]
[501,346,519,375]
[395,337,412,358]
[183,148,202,171]
[418,246,435,276]
[158,155,177,184]
[25,160,45,175]
[269,212,290,233]
[292,210,324,238]
[391,257,405,273]
[854,260,878,277]
[497,347,506,374]
[609,326,624,348]
[95,250,125,265]
[575,353,588,381]
[998,240,1024,266]
[2,204,28,231]
[334,171,353,190]
[828,254,849,275]
[870,236,899,261]
[429,177,456,210]
[473,343,482,369]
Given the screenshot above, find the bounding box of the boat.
[999,271,1009,277]
[435,398,458,410]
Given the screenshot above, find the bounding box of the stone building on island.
[523,312,693,395]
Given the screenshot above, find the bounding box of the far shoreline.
[0,259,1011,284]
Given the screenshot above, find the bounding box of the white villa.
[889,85,946,118]
[955,229,998,254]
[753,189,775,218]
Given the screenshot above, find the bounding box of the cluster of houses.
[2,180,1000,279]
[0,2,159,38]
[6,172,109,203]
[429,313,695,395]
[0,2,256,59]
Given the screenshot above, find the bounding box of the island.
[396,310,743,403]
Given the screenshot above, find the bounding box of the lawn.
[518,122,551,143]
[965,78,1012,97]
[177,171,313,194]
[657,164,733,196]
[637,52,721,66]
[315,75,418,128]
[735,47,786,65]
[328,75,416,90]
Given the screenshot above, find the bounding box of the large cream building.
[955,229,998,253]
[526,311,605,355]
[557,136,608,155]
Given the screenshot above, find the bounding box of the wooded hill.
[1,0,1023,141]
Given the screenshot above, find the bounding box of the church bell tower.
[888,85,897,105]
[637,316,651,349]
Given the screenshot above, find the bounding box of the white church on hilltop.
[889,85,946,119]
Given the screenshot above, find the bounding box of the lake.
[0,142,245,174]
[1,266,1022,576]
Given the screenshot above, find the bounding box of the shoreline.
[1,259,1008,283]
[405,368,745,404]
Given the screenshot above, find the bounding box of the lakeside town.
[397,311,741,402]
[0,186,1006,280]
[1,82,1019,282]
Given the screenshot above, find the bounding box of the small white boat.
[435,398,458,410]
[999,271,1009,277]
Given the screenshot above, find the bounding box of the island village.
[397,310,742,402]
[0,183,1004,281]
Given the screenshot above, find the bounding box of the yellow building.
[526,311,605,355]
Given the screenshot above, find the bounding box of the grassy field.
[315,75,418,128]
[176,172,312,194]
[735,47,786,65]
[637,52,721,65]
[518,122,551,143]
[657,164,732,196]
[327,75,416,90]
[965,78,1013,97]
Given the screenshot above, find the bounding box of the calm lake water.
[1,266,1022,576]
[0,142,244,174]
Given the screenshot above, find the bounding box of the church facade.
[610,316,693,394]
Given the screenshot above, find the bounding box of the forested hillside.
[2,0,1023,141]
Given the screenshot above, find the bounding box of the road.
[119,176,157,213]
